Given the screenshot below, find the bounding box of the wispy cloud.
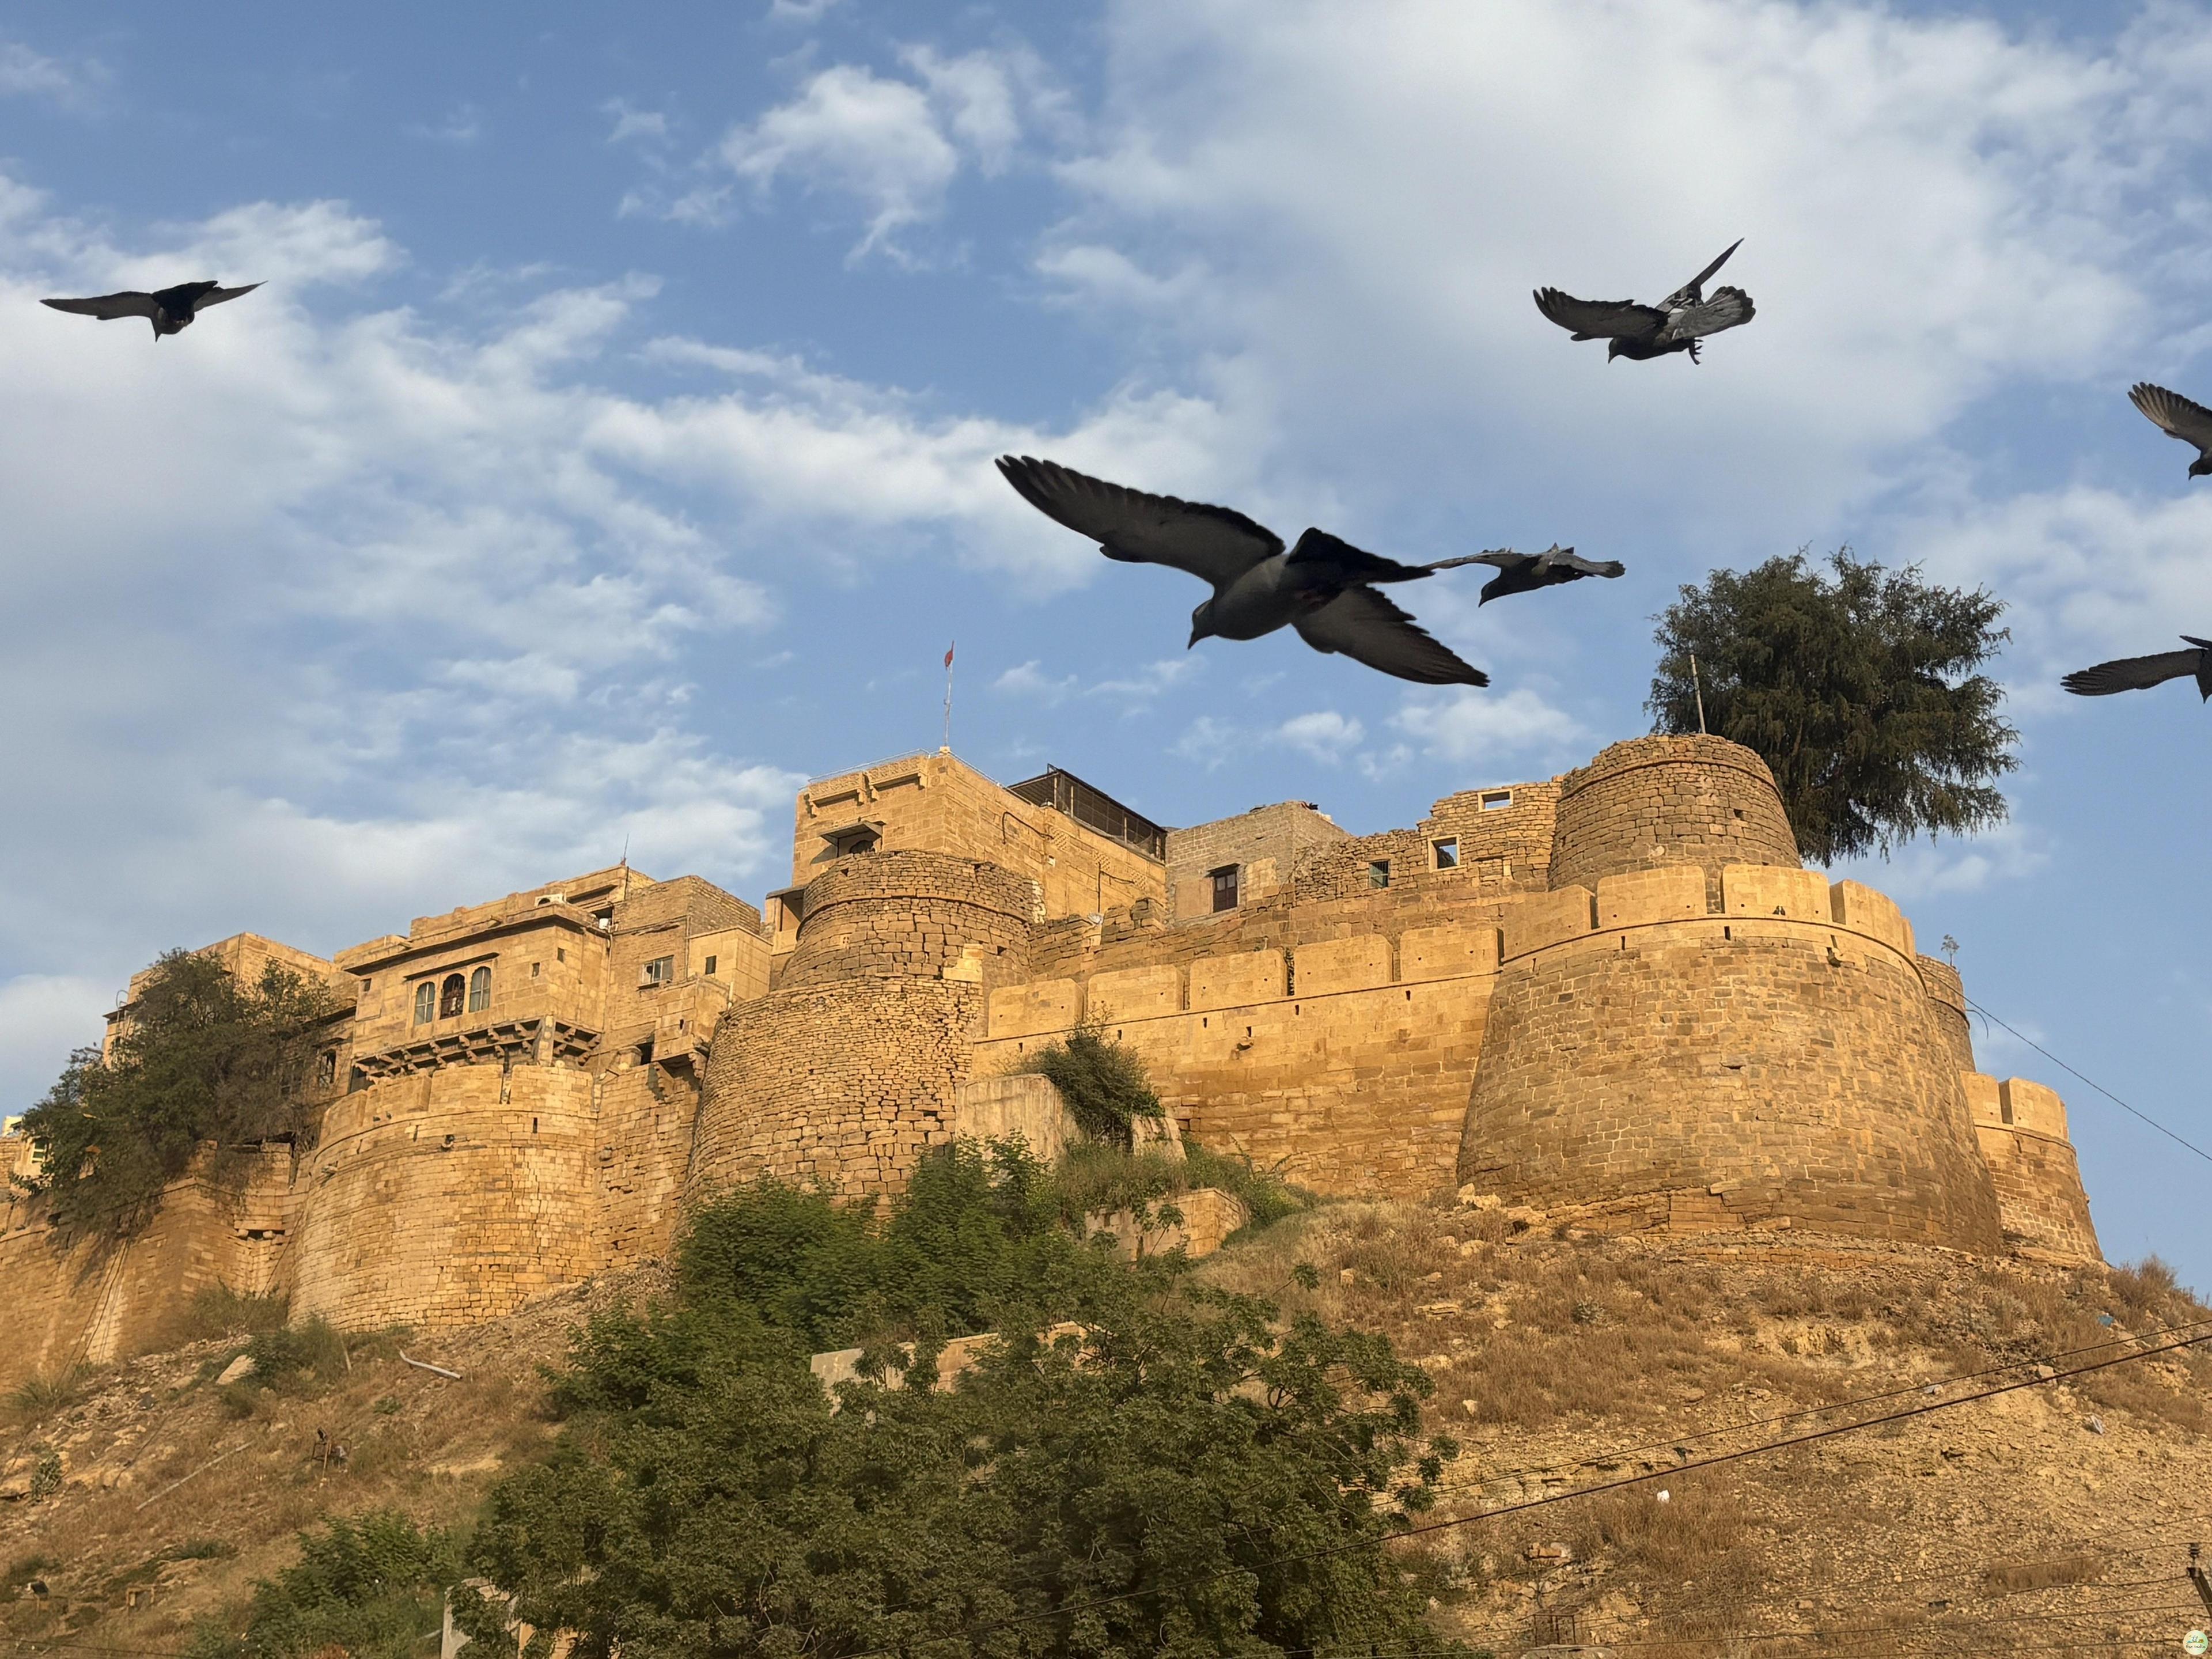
[406,103,483,145]
[993,659,1078,704]
[0,39,104,108]
[604,99,670,145]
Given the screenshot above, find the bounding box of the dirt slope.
[6,1204,2209,1659]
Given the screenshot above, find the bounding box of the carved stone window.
[1433,839,1460,870]
[440,974,465,1018]
[468,965,491,1013]
[414,982,435,1025]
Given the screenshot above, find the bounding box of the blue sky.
[2,1,2208,1281]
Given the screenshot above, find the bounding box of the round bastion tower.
[689,850,1036,1200]
[1459,734,2005,1250]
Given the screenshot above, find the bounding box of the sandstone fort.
[0,733,2100,1387]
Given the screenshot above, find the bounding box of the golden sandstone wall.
[0,737,2105,1388]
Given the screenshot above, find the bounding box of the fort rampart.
[0,737,2102,1391]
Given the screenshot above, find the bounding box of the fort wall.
[1964,1073,2100,1262]
[1459,868,2002,1249]
[790,752,1166,924]
[291,1065,600,1330]
[975,923,1501,1196]
[1548,734,1800,904]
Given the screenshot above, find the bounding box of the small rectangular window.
[1210,865,1239,912]
[642,955,675,987]
[1368,860,1391,889]
[557,948,567,963]
[1433,839,1459,870]
[531,962,541,978]
[315,1050,337,1088]
[704,955,718,976]
[1480,790,1513,811]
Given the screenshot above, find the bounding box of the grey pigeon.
[996,455,1501,685]
[2128,382,2212,479]
[1535,239,1754,363]
[42,280,262,339]
[2061,636,2212,700]
[1463,546,1625,604]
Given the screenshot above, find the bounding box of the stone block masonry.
[0,735,2104,1389]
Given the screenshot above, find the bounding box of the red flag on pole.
[944,643,955,668]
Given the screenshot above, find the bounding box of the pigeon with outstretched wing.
[1457,545,1627,605]
[997,455,1540,687]
[42,280,262,339]
[2061,637,2212,700]
[2128,382,2212,479]
[1535,240,1754,363]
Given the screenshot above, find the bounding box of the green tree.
[1648,550,2018,862]
[467,1165,1460,1658]
[190,1511,459,1659]
[15,950,342,1238]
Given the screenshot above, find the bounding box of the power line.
[1967,994,2212,1165]
[836,1321,2211,1656]
[1424,1307,2212,1497]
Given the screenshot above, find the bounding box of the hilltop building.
[0,736,2099,1388]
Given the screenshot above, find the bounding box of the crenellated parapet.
[1963,1073,2100,1263]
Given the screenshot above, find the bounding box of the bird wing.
[1533,288,1666,341]
[1535,546,1626,579]
[1660,238,1743,310]
[190,282,263,313]
[1294,586,1488,685]
[2128,382,2212,450]
[1660,286,1754,343]
[41,291,160,321]
[1427,550,1523,571]
[2059,647,2205,696]
[995,454,1282,592]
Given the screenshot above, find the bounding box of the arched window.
[414,982,435,1025]
[440,974,465,1018]
[468,965,491,1013]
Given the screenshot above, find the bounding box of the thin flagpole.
[942,642,955,752]
[1689,652,1708,734]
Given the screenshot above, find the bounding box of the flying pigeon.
[41,280,262,339]
[995,455,1516,686]
[1463,546,1626,605]
[1534,240,1754,363]
[2061,636,2212,700]
[2127,382,2212,479]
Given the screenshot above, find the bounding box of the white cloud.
[0,39,101,107]
[1272,709,1364,763]
[767,0,842,20]
[1042,0,2212,539]
[994,660,1078,703]
[1832,820,2052,902]
[1389,687,1585,767]
[605,100,670,145]
[1171,714,1238,769]
[1088,657,1199,707]
[718,65,961,258]
[684,47,1062,260]
[407,103,483,145]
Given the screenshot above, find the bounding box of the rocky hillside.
[6,1199,2209,1658]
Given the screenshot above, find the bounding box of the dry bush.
[1560,1475,1748,1577]
[1982,1553,2097,1593]
[161,1283,291,1346]
[7,1362,95,1420]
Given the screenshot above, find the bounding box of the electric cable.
[1966,995,2212,1166]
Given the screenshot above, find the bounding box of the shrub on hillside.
[468,1166,1460,1658]
[1013,1024,1164,1146]
[189,1512,459,1659]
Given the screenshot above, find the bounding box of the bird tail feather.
[1287,528,1433,582]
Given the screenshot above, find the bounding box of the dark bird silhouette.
[2128,382,2212,478]
[2061,636,2212,700]
[995,455,1513,685]
[41,280,262,339]
[1534,239,1754,362]
[1462,545,1626,604]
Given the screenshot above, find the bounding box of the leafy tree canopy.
[467,1153,1461,1658]
[14,949,342,1238]
[1648,550,2018,863]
